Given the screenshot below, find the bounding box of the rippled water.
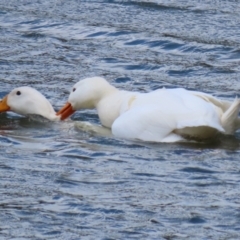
[1,0,240,239]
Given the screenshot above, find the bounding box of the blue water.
[1,0,240,239]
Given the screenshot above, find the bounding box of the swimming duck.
[57,77,240,142]
[0,86,60,121]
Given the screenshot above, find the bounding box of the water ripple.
[1,0,240,239]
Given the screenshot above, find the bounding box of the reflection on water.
[1,0,240,239]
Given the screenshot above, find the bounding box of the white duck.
[0,86,111,135]
[0,86,60,121]
[57,77,240,143]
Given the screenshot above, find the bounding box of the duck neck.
[35,110,60,121]
[96,88,126,128]
[36,104,60,121]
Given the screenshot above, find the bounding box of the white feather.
[3,86,59,121]
[65,77,240,143]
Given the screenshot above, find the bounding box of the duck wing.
[112,88,225,143]
[189,90,240,134]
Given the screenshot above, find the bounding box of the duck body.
[0,86,60,121]
[111,88,240,142]
[58,77,240,143]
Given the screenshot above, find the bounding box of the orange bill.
[0,95,10,112]
[56,102,75,120]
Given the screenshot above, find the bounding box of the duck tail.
[221,97,240,134]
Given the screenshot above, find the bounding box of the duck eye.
[16,91,21,96]
[73,88,76,92]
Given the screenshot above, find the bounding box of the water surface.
[1,0,240,239]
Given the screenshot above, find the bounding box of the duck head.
[0,86,59,121]
[57,77,116,120]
